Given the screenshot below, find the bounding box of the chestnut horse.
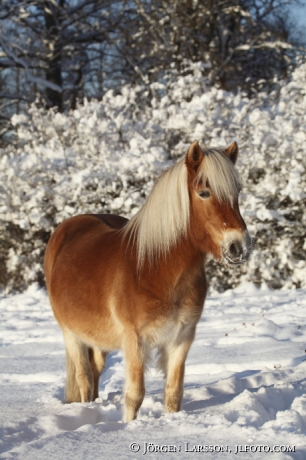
[44,141,251,422]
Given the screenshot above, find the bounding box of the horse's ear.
[224,141,239,164]
[186,141,204,172]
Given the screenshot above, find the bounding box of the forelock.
[196,148,241,206]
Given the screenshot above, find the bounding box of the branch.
[134,0,168,47]
[0,37,63,93]
[235,40,293,50]
[0,92,35,102]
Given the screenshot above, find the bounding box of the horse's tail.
[65,347,82,403]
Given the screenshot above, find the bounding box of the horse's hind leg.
[63,329,94,403]
[89,348,108,400]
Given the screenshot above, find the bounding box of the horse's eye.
[198,189,211,199]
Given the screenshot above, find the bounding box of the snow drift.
[1,283,306,459]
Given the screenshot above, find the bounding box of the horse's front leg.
[164,329,196,413]
[123,334,146,422]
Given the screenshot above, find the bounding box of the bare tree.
[0,0,304,139]
[0,0,117,114]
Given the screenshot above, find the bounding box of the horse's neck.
[138,237,206,298]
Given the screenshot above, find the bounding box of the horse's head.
[186,141,252,265]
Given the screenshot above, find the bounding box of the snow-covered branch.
[1,61,306,292]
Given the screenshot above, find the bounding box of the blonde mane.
[123,147,241,267]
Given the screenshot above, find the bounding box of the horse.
[44,140,251,422]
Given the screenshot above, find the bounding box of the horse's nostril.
[223,235,251,264]
[229,242,240,258]
[229,241,245,260]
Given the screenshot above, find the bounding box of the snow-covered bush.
[1,64,305,292]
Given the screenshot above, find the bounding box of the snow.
[1,283,306,459]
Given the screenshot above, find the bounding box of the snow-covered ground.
[1,283,306,459]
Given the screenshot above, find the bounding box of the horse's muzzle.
[222,232,252,265]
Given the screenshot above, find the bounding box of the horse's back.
[44,214,127,287]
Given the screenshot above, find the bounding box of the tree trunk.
[44,1,64,111]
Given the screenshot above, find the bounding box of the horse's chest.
[137,270,205,347]
[142,305,196,347]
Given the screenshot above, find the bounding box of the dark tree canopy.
[127,0,300,89]
[0,0,304,134]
